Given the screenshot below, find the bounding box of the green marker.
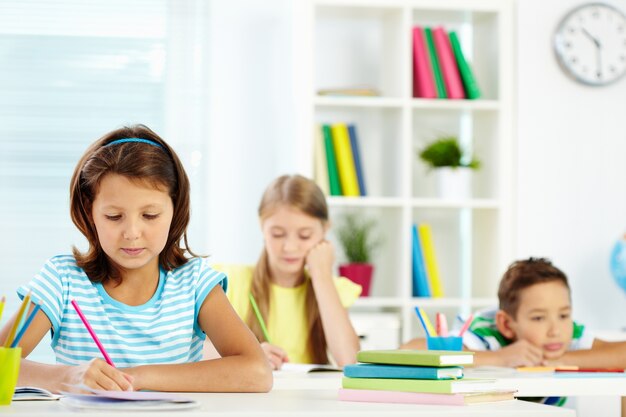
[248,293,271,343]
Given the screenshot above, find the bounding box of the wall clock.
[553,2,626,86]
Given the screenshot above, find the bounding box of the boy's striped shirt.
[17,255,226,367]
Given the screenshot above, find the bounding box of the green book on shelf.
[424,27,447,98]
[449,31,481,99]
[321,124,342,196]
[342,377,495,395]
[357,349,473,367]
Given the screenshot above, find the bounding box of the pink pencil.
[459,313,474,336]
[71,299,115,367]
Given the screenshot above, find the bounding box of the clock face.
[554,3,626,86]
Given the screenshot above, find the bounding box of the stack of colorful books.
[340,350,515,406]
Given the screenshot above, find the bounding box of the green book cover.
[321,124,342,196]
[342,377,495,395]
[424,27,447,98]
[357,349,473,367]
[449,31,481,99]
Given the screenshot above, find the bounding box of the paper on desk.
[61,384,195,402]
[279,363,342,373]
[59,385,198,411]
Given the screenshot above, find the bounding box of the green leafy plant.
[419,136,481,170]
[336,213,381,264]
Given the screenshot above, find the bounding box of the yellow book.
[331,123,360,196]
[313,125,330,195]
[418,224,444,297]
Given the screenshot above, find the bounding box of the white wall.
[206,0,299,265]
[516,0,626,331]
[206,0,626,330]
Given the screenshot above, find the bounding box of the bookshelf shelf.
[297,0,514,342]
[314,96,405,108]
[410,99,500,111]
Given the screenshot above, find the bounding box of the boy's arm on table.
[400,337,544,368]
[126,285,272,392]
[549,340,626,368]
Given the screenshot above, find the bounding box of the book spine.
[347,124,367,196]
[412,26,437,98]
[424,27,447,99]
[313,125,330,195]
[322,125,342,196]
[418,224,444,298]
[432,27,465,99]
[449,31,481,99]
[412,224,431,297]
[338,389,463,406]
[342,377,454,395]
[331,123,360,196]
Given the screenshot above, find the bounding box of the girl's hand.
[305,240,335,282]
[260,342,289,370]
[64,358,134,391]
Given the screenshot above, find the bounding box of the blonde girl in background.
[215,175,361,369]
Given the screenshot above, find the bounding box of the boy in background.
[401,257,626,369]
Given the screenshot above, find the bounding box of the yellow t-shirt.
[214,264,362,364]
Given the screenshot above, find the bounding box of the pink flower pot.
[339,263,374,297]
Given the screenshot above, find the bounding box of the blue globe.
[610,237,626,294]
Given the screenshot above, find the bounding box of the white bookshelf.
[294,0,514,342]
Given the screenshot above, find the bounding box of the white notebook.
[13,387,62,401]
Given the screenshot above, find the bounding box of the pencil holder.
[426,336,463,351]
[0,347,21,406]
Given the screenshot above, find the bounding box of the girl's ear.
[495,310,517,340]
[323,220,331,234]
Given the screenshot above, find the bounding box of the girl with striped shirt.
[0,125,272,393]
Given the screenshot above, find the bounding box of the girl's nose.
[123,221,141,241]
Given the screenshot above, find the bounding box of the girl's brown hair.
[248,174,329,364]
[69,124,196,284]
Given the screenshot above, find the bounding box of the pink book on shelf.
[432,27,465,99]
[412,26,436,98]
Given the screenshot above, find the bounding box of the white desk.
[463,368,626,397]
[2,389,575,416]
[274,368,626,396]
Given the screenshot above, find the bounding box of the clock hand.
[582,27,601,48]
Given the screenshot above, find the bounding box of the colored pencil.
[11,303,41,348]
[414,307,433,337]
[458,313,474,336]
[71,299,115,367]
[0,296,5,324]
[4,292,31,347]
[248,293,271,343]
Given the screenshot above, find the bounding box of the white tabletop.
[2,389,575,417]
[463,367,626,397]
[273,367,626,397]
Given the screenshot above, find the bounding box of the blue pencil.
[414,306,432,337]
[10,303,41,348]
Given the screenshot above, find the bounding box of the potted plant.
[335,213,381,296]
[418,136,480,200]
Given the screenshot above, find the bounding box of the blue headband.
[105,138,164,149]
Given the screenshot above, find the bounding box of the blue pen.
[11,303,41,348]
[414,306,432,337]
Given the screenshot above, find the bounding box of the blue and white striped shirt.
[17,255,226,367]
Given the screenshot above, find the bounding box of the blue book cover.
[344,363,463,380]
[347,124,367,196]
[412,224,431,297]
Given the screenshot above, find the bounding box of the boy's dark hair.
[498,257,570,317]
[69,124,196,284]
